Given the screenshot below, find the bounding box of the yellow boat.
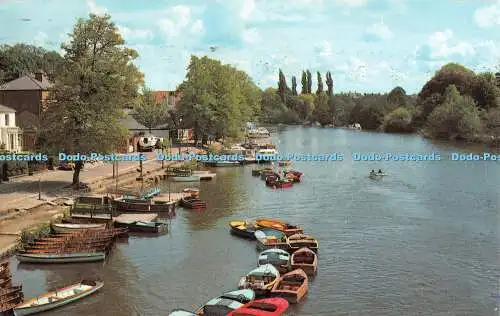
[254,218,303,237]
[278,160,292,167]
[229,220,260,239]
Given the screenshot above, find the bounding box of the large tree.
[277,69,288,103]
[316,71,323,94]
[306,70,312,94]
[325,71,333,97]
[300,71,307,94]
[0,44,64,84]
[40,14,144,187]
[176,56,260,142]
[291,76,298,96]
[132,87,169,132]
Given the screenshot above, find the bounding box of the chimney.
[34,71,43,82]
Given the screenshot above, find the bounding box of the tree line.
[0,13,498,185]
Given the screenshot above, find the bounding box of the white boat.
[192,170,210,174]
[16,252,106,264]
[13,280,104,316]
[238,264,280,295]
[172,175,200,182]
[52,223,106,233]
[258,248,291,273]
[195,289,255,315]
[255,149,277,163]
[369,172,387,180]
[168,310,197,316]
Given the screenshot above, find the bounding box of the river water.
[9,127,500,316]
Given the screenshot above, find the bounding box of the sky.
[0,0,498,94]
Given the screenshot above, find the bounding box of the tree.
[298,94,315,120]
[0,44,64,84]
[473,72,500,110]
[381,107,414,133]
[316,71,323,95]
[291,76,298,96]
[424,85,482,140]
[312,92,330,125]
[40,14,144,187]
[132,87,169,132]
[325,71,334,96]
[177,55,261,141]
[387,86,406,107]
[277,69,288,103]
[300,71,307,94]
[418,63,475,101]
[306,70,312,94]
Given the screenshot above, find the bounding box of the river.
[9,127,500,316]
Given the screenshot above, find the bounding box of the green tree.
[40,14,144,187]
[278,69,288,103]
[316,71,323,95]
[473,72,500,110]
[325,71,333,97]
[387,86,406,107]
[291,76,298,96]
[301,71,307,94]
[132,87,169,132]
[0,44,64,83]
[312,92,330,125]
[381,107,414,133]
[306,70,312,94]
[298,94,315,120]
[424,85,482,140]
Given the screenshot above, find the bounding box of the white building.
[0,105,21,152]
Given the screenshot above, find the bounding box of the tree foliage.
[325,71,333,96]
[306,70,312,94]
[0,44,64,83]
[301,71,307,94]
[316,71,323,95]
[40,14,144,186]
[132,87,169,132]
[176,55,261,141]
[387,86,406,107]
[291,76,298,96]
[381,107,413,133]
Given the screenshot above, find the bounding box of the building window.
[4,114,8,126]
[9,134,14,151]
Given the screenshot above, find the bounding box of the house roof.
[0,74,53,91]
[0,104,16,113]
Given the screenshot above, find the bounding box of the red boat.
[227,298,289,316]
[265,177,293,189]
[284,170,302,183]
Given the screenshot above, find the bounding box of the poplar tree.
[316,71,323,94]
[291,76,298,96]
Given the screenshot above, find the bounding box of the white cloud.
[473,0,500,28]
[364,21,393,41]
[315,41,333,58]
[157,5,197,38]
[242,28,260,43]
[190,20,204,34]
[240,0,256,20]
[334,0,367,7]
[86,0,107,15]
[426,29,475,58]
[118,25,153,40]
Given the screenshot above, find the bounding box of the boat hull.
[114,222,167,234]
[172,176,200,182]
[230,227,256,239]
[16,252,106,264]
[52,224,106,234]
[13,282,103,316]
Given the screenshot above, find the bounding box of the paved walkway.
[0,152,161,213]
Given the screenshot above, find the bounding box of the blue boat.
[123,187,161,200]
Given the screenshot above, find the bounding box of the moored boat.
[227,298,289,316]
[214,161,241,167]
[180,196,207,210]
[258,249,291,273]
[172,175,200,182]
[284,170,302,182]
[287,234,318,252]
[194,289,255,315]
[168,309,197,315]
[52,223,106,234]
[183,188,200,198]
[254,219,303,237]
[270,269,308,304]
[229,220,260,239]
[13,280,103,316]
[290,247,317,276]
[238,264,280,296]
[254,229,289,252]
[278,160,292,167]
[265,178,293,189]
[16,252,106,264]
[113,220,167,234]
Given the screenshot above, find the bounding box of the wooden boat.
[229,220,260,239]
[369,172,387,180]
[284,171,302,183]
[252,167,272,176]
[52,223,106,233]
[254,219,303,237]
[172,175,200,182]
[180,197,207,210]
[113,199,175,213]
[194,289,255,315]
[254,229,289,252]
[278,160,291,167]
[270,269,308,304]
[265,178,293,189]
[258,249,291,273]
[183,188,200,198]
[290,247,317,276]
[287,234,318,252]
[114,221,167,234]
[260,171,278,181]
[122,187,161,200]
[16,252,106,264]
[227,298,289,316]
[13,280,103,316]
[168,309,197,315]
[238,264,280,296]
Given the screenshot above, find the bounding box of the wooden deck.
[114,213,158,222]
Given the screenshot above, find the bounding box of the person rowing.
[370,169,376,175]
[378,169,383,174]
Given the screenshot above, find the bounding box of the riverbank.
[0,147,205,258]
